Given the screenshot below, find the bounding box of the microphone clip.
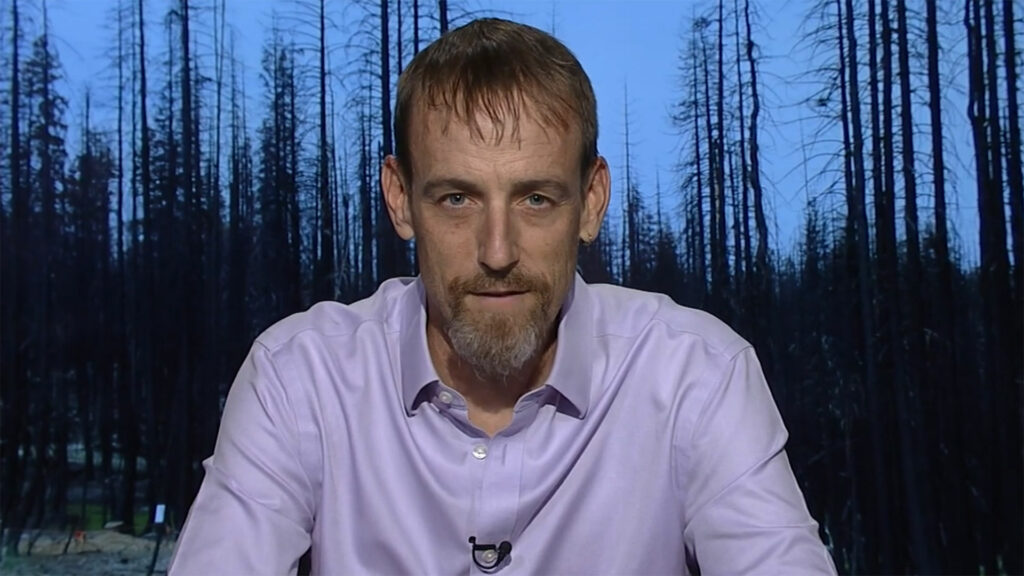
[468,536,512,571]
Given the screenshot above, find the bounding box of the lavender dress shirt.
[169,275,836,575]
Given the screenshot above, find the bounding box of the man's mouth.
[473,290,527,297]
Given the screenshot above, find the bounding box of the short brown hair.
[394,18,598,182]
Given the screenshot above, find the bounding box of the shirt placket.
[466,432,525,572]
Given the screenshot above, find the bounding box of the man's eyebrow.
[419,177,572,198]
[420,177,485,198]
[511,179,571,197]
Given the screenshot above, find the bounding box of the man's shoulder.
[585,282,749,359]
[255,277,417,353]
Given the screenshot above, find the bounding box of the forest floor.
[0,529,177,575]
[1,457,183,574]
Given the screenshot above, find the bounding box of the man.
[170,18,836,575]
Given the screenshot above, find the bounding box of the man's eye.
[444,193,466,206]
[527,194,549,207]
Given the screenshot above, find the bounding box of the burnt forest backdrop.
[0,0,1021,574]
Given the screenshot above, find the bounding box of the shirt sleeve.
[168,342,315,576]
[678,346,837,575]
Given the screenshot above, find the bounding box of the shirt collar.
[398,274,595,418]
[398,279,442,415]
[542,273,594,418]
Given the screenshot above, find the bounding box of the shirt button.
[472,445,488,460]
[481,549,498,564]
[438,390,453,405]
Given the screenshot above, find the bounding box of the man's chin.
[461,317,529,344]
[459,346,535,383]
[447,321,541,379]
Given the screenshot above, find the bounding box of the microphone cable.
[468,536,512,571]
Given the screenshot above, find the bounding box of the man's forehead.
[411,94,577,146]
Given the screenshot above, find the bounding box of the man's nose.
[477,205,520,273]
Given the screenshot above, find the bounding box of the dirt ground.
[0,530,177,575]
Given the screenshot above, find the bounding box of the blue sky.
[30,0,980,258]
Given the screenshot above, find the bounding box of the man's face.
[383,103,609,381]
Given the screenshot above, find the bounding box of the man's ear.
[580,156,610,243]
[381,155,415,241]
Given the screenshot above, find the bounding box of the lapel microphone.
[468,536,513,571]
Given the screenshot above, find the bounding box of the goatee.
[444,271,553,383]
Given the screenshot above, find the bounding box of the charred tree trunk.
[733,0,751,319]
[178,0,202,524]
[315,0,335,301]
[359,114,374,293]
[839,0,889,570]
[965,0,1009,567]
[691,45,708,304]
[1000,2,1024,565]
[1005,0,1024,334]
[744,0,770,356]
[122,0,151,534]
[701,32,723,315]
[894,0,938,570]
[924,0,969,569]
[2,0,28,553]
[413,0,421,54]
[714,0,730,319]
[878,3,911,567]
[982,0,1021,568]
[287,52,302,313]
[378,0,404,280]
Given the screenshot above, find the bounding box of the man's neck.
[425,320,558,437]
